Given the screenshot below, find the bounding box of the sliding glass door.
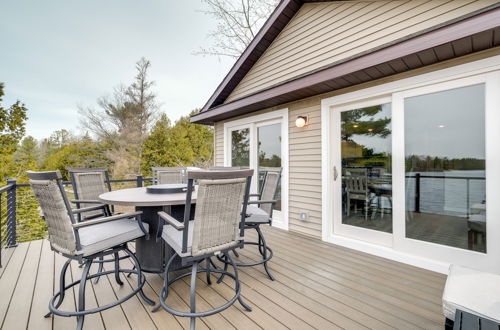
[329,70,500,270]
[226,111,287,228]
[332,98,393,246]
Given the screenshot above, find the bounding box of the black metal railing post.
[136,175,143,187]
[414,173,421,213]
[466,178,470,219]
[6,179,17,248]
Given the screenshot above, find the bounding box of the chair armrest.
[72,204,106,214]
[73,211,143,229]
[248,199,278,205]
[158,211,184,230]
[70,199,102,204]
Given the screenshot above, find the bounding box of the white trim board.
[321,54,500,273]
[223,109,289,230]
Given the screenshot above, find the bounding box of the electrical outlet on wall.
[299,212,309,221]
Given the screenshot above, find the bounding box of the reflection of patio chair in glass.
[345,168,370,220]
[370,182,392,220]
[467,201,486,250]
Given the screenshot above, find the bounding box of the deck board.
[0,226,446,329]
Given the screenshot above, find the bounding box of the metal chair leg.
[256,226,275,281]
[93,255,104,284]
[189,261,199,330]
[114,252,123,285]
[226,253,252,312]
[124,247,155,306]
[153,253,177,312]
[45,258,71,318]
[206,258,212,285]
[216,254,230,284]
[76,259,92,330]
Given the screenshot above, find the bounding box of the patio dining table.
[99,186,197,273]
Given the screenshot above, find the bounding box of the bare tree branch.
[195,0,279,59]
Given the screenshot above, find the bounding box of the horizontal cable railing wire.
[0,176,153,257]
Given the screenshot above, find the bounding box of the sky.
[0,0,235,139]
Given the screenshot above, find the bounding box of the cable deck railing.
[0,175,152,268]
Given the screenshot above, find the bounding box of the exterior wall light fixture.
[295,115,309,128]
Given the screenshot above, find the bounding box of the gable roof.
[192,0,500,124]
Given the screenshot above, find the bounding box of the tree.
[141,110,214,173]
[42,138,112,180]
[13,136,39,182]
[79,58,159,177]
[0,82,28,181]
[196,0,279,58]
[341,105,391,142]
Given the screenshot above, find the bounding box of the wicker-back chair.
[66,167,113,221]
[218,168,282,281]
[27,170,153,330]
[152,166,186,184]
[344,167,370,220]
[153,169,254,329]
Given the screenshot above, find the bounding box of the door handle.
[333,166,338,181]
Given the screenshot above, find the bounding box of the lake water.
[405,170,485,217]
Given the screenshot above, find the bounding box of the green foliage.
[341,105,391,141]
[0,82,28,182]
[142,110,213,175]
[405,155,485,172]
[231,128,250,167]
[42,138,112,180]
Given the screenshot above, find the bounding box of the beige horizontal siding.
[213,47,500,238]
[225,0,499,103]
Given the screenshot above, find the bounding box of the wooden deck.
[0,226,447,330]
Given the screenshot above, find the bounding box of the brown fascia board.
[192,6,500,125]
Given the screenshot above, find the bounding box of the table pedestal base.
[135,204,195,273]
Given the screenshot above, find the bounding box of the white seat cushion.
[246,205,270,224]
[162,221,195,257]
[78,219,148,256]
[443,264,500,322]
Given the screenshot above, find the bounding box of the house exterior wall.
[224,0,499,103]
[214,47,500,238]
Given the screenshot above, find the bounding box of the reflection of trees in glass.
[341,105,391,169]
[231,129,250,166]
[405,155,485,172]
[341,105,391,141]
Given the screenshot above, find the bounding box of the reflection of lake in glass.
[406,170,485,217]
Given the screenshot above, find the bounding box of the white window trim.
[321,54,500,274]
[223,109,289,230]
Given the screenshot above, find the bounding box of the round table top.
[99,186,197,207]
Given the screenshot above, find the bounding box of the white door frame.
[223,108,289,230]
[321,55,500,273]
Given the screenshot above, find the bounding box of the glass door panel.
[404,84,486,253]
[257,123,282,211]
[231,128,250,168]
[340,103,393,233]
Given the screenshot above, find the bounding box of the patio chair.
[344,168,370,220]
[27,170,154,330]
[152,166,187,184]
[218,169,281,281]
[152,169,254,330]
[67,167,122,283]
[66,167,113,222]
[443,264,500,329]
